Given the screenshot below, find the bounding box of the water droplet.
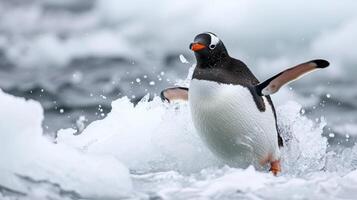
[329,133,335,138]
[59,109,64,114]
[326,93,331,98]
[149,81,155,86]
[136,78,141,83]
[76,116,87,133]
[179,54,189,63]
[300,109,305,115]
[72,71,83,83]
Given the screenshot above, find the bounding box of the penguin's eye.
[209,44,216,49]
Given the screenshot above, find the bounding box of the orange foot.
[270,160,281,176]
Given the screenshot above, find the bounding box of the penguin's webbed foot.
[270,160,281,176]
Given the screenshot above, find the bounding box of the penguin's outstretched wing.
[160,87,189,102]
[255,59,329,96]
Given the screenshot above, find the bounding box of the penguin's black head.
[189,32,228,65]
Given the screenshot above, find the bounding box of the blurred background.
[0,0,356,144]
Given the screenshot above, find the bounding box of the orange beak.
[190,43,206,51]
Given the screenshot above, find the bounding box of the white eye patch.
[207,32,219,49]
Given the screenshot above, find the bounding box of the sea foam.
[0,89,132,199]
[1,78,357,199]
[57,92,328,176]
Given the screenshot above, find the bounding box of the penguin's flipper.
[255,59,329,96]
[160,87,189,102]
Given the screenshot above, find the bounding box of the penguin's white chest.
[189,79,280,168]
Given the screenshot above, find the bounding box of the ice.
[0,89,132,199]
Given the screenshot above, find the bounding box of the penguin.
[161,32,329,175]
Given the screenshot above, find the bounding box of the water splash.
[57,94,331,176]
[2,79,357,199]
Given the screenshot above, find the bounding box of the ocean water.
[1,0,357,199]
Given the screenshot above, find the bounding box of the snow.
[0,89,132,199]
